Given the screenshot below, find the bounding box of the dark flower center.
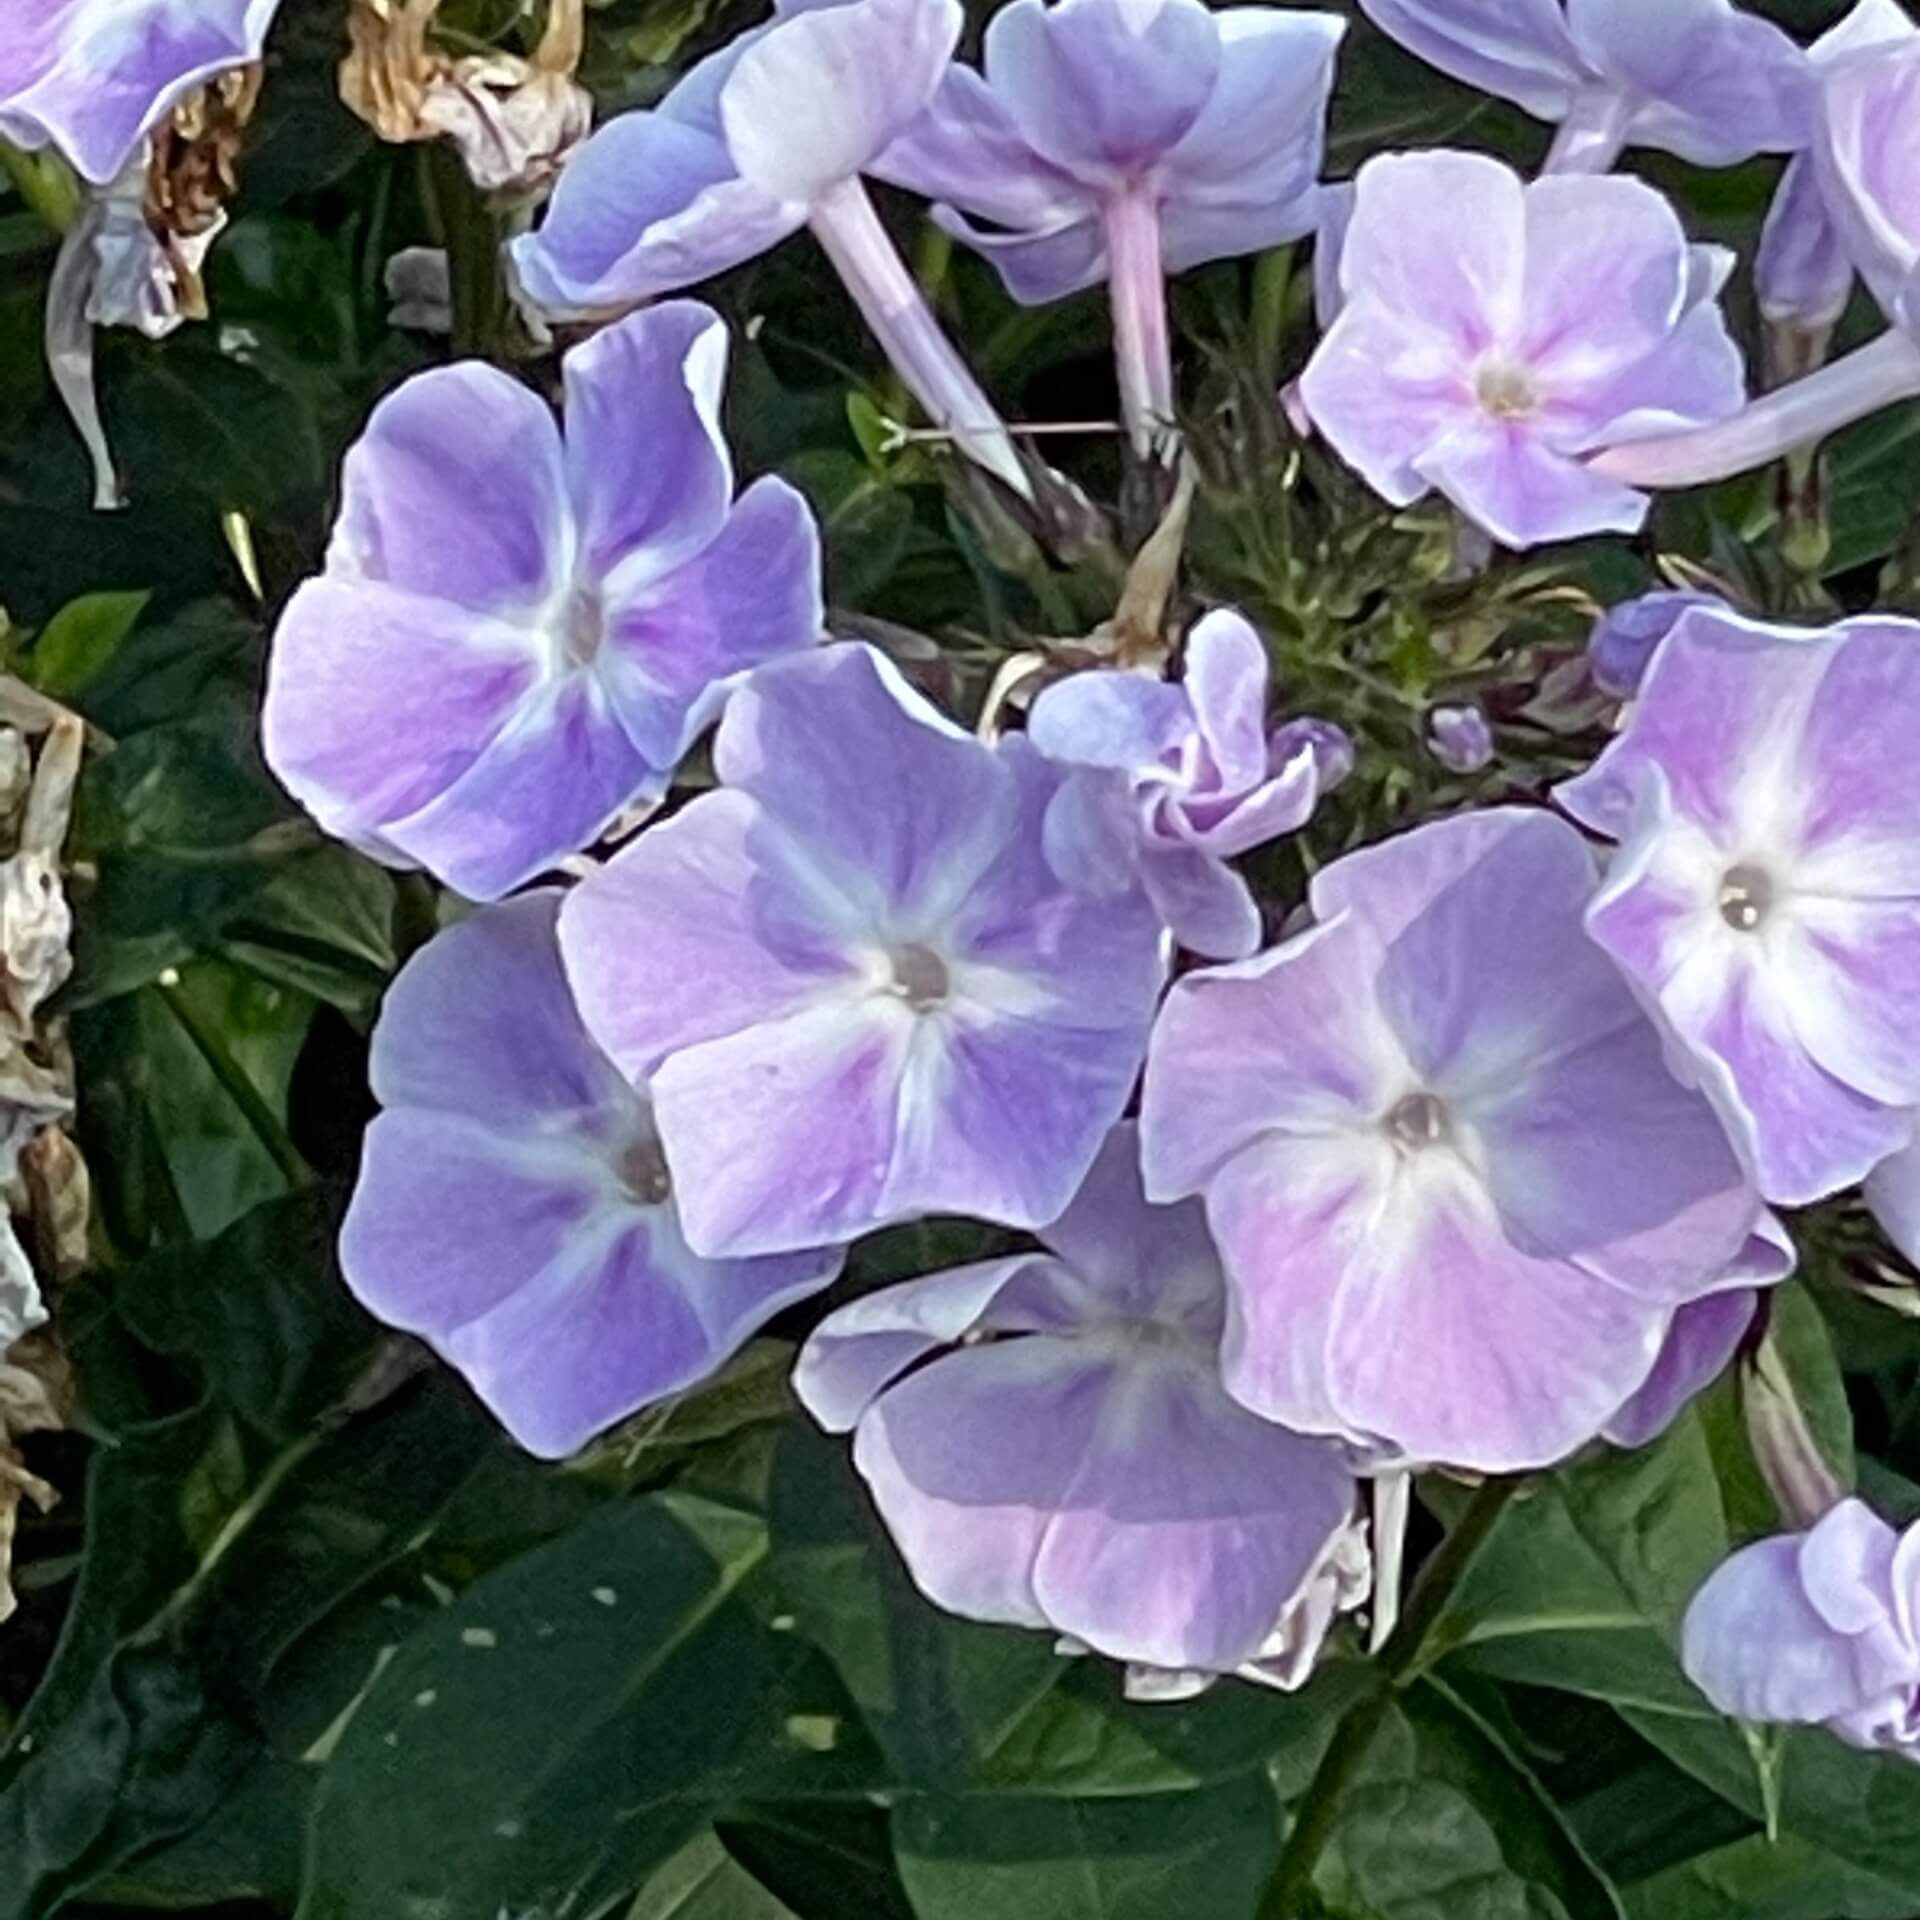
[1718,863,1775,933]
[1475,361,1539,421]
[563,585,606,669]
[1386,1091,1450,1151]
[887,943,950,1011]
[618,1134,672,1207]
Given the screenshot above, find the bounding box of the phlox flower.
[1297,152,1745,551]
[795,1123,1366,1691]
[1356,0,1808,175]
[1141,807,1771,1473]
[873,0,1344,447]
[263,300,822,901]
[1028,610,1344,960]
[509,0,1030,496]
[1558,605,1920,1206]
[0,0,279,184]
[558,642,1167,1261]
[340,893,842,1460]
[1683,1498,1920,1762]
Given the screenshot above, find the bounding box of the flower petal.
[1602,1288,1759,1449]
[1866,1131,1920,1267]
[1412,419,1650,548]
[1027,668,1192,771]
[1141,846,1261,960]
[1182,610,1269,794]
[1353,0,1583,123]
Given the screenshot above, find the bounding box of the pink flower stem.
[809,175,1032,501]
[1591,328,1920,488]
[1544,91,1633,175]
[1103,182,1175,457]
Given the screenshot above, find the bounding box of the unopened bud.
[1270,715,1354,795]
[1744,1332,1848,1530]
[1426,703,1494,774]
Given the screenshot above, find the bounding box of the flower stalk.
[1104,182,1175,456]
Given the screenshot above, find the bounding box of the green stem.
[426,146,509,359]
[157,976,310,1189]
[1258,1477,1520,1919]
[1251,245,1294,391]
[0,138,81,235]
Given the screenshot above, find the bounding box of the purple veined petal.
[1800,1499,1901,1635]
[1326,1156,1672,1470]
[1866,1130,1920,1267]
[1355,0,1585,124]
[1586,589,1722,701]
[0,0,280,185]
[794,1251,1086,1430]
[1158,194,1327,278]
[1182,610,1270,795]
[376,675,657,902]
[1769,896,1920,1109]
[1337,151,1526,356]
[1815,0,1920,64]
[1296,298,1474,507]
[1027,668,1193,772]
[930,206,1110,303]
[597,476,825,770]
[1027,1362,1358,1673]
[327,360,570,616]
[1042,771,1144,896]
[1141,846,1262,961]
[559,788,862,1085]
[1758,155,1856,332]
[1141,915,1401,1202]
[984,0,1222,188]
[1814,40,1920,327]
[507,112,804,319]
[438,1205,838,1460]
[368,889,627,1120]
[1601,1288,1760,1449]
[1552,297,1748,452]
[261,576,541,850]
[1682,1532,1890,1726]
[1160,9,1345,210]
[875,63,1093,232]
[1518,174,1695,395]
[1166,750,1322,860]
[1567,0,1812,165]
[1412,418,1651,547]
[719,0,963,204]
[560,301,735,587]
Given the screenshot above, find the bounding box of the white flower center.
[885,943,951,1011]
[1717,863,1776,933]
[1385,1090,1451,1152]
[1474,360,1539,422]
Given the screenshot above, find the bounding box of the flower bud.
[1744,1333,1848,1531]
[1587,590,1719,699]
[1426,703,1494,774]
[1269,715,1354,795]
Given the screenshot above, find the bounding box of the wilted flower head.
[1297,153,1746,550]
[559,643,1167,1261]
[1559,606,1920,1206]
[1029,610,1339,960]
[795,1123,1365,1688]
[1357,0,1808,172]
[0,0,279,184]
[1142,807,1769,1472]
[1683,1498,1920,1762]
[263,300,822,901]
[1587,589,1723,700]
[340,893,842,1460]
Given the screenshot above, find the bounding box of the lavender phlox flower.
[1558,605,1920,1207]
[1682,1498,1920,1763]
[1597,37,1920,490]
[1587,589,1723,700]
[1296,152,1746,551]
[1426,704,1494,774]
[558,642,1168,1261]
[794,1122,1366,1687]
[1028,609,1339,960]
[1356,0,1809,175]
[1141,806,1771,1473]
[873,0,1345,450]
[508,0,1030,497]
[263,301,822,902]
[340,892,842,1460]
[0,0,279,184]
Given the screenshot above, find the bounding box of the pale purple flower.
[1597,38,1920,491]
[873,0,1344,448]
[1682,1498,1920,1762]
[794,1122,1366,1687]
[339,892,841,1460]
[1356,0,1809,174]
[1868,1133,1920,1269]
[262,301,822,902]
[0,0,279,184]
[1426,704,1495,774]
[509,0,1029,497]
[1296,153,1746,551]
[1028,610,1336,960]
[558,642,1167,1261]
[1558,605,1920,1207]
[1588,589,1722,699]
[1141,806,1769,1473]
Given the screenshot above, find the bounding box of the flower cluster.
[198,0,1920,1730]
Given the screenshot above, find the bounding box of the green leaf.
[628,1829,801,1920]
[717,1804,916,1920]
[1626,1832,1918,1920]
[26,588,149,696]
[298,1493,781,1920]
[892,1771,1281,1920]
